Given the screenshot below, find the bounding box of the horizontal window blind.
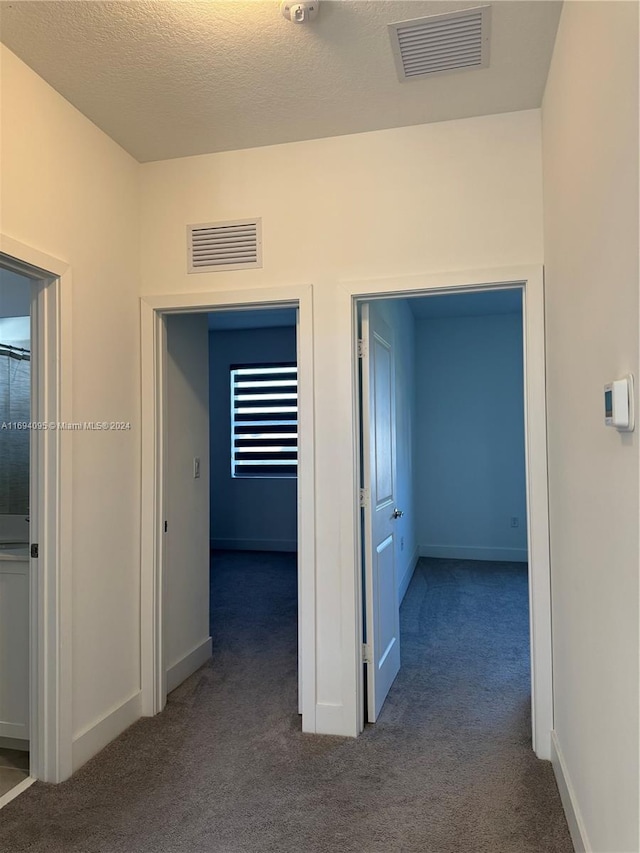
[231,364,298,478]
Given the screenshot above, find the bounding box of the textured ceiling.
[0,0,562,162]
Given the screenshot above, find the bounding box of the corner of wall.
[72,691,142,773]
[398,545,420,604]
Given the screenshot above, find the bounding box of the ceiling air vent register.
[187,218,262,273]
[388,5,491,82]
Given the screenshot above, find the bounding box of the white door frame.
[0,234,73,783]
[140,284,317,729]
[338,265,553,760]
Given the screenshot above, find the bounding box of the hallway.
[0,554,572,852]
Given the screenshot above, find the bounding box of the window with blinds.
[230,364,298,478]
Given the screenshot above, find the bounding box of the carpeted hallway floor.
[0,553,573,853]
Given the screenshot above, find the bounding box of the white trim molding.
[419,545,528,563]
[166,638,212,694]
[398,546,420,604]
[337,265,553,758]
[140,284,317,732]
[0,776,36,811]
[72,691,142,773]
[551,730,591,852]
[0,235,73,783]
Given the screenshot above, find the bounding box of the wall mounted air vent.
[388,5,491,82]
[187,218,262,273]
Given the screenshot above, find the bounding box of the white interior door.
[361,302,401,722]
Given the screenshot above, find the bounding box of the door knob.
[392,508,404,519]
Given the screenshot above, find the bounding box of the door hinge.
[359,487,369,508]
[362,643,372,664]
[164,520,168,533]
[30,543,38,559]
[357,339,367,358]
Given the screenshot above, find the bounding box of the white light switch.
[193,457,201,478]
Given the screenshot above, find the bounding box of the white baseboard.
[166,637,212,694]
[0,721,29,740]
[210,538,297,553]
[419,544,528,562]
[551,730,590,853]
[0,736,28,751]
[72,690,142,773]
[398,546,420,604]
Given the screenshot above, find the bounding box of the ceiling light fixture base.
[281,1,319,24]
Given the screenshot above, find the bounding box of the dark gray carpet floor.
[0,554,573,853]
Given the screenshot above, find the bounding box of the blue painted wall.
[415,310,527,561]
[209,326,297,551]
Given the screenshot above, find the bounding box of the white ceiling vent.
[388,5,491,82]
[187,218,262,273]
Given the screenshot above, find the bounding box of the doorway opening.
[208,309,300,712]
[140,285,315,731]
[161,307,301,718]
[0,239,72,793]
[0,267,33,797]
[350,272,551,759]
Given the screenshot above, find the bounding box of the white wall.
[141,110,543,735]
[0,45,141,771]
[415,312,527,562]
[370,299,417,601]
[209,326,297,552]
[542,3,639,851]
[165,314,211,692]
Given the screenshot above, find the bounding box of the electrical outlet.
[510,516,519,528]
